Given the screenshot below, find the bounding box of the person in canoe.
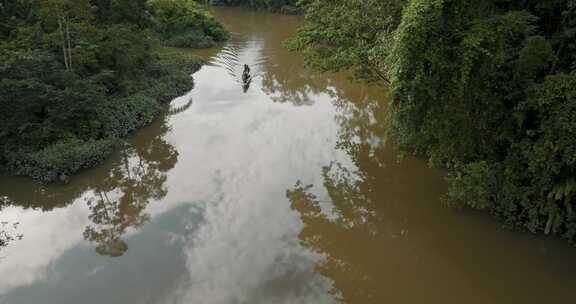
[242,64,251,83]
[242,64,252,93]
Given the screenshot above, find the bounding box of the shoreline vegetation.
[288,0,576,244]
[206,0,302,14]
[0,0,229,183]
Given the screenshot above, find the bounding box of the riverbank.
[2,52,203,183]
[208,0,302,14]
[288,0,576,245]
[0,0,226,183]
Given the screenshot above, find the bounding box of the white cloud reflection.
[157,61,346,303]
[0,201,89,293]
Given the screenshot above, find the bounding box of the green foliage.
[495,74,576,238]
[91,0,149,26]
[0,49,106,149]
[286,0,404,82]
[97,24,155,92]
[148,0,228,48]
[389,2,535,164]
[0,0,33,39]
[6,138,117,183]
[446,161,498,210]
[98,95,161,138]
[0,0,207,182]
[140,54,201,102]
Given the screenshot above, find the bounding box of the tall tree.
[35,0,95,71]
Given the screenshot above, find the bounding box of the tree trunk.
[65,16,73,71]
[58,15,69,71]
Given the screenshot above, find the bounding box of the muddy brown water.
[0,7,575,304]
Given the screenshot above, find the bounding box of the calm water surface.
[1,7,575,304]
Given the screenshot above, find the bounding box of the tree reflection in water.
[260,70,330,106]
[0,117,178,257]
[286,82,448,302]
[258,34,331,107]
[0,197,24,253]
[0,222,23,253]
[285,87,388,302]
[83,130,177,257]
[286,81,576,303]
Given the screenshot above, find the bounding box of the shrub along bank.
[148,0,228,48]
[208,0,302,13]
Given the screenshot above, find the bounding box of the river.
[0,7,575,304]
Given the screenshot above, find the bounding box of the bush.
[141,55,201,102]
[97,95,162,138]
[6,139,117,183]
[446,161,498,210]
[165,30,216,48]
[489,74,576,239]
[147,0,229,48]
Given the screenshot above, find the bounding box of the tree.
[90,0,149,26]
[148,0,229,48]
[286,0,405,82]
[0,0,33,39]
[34,0,95,71]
